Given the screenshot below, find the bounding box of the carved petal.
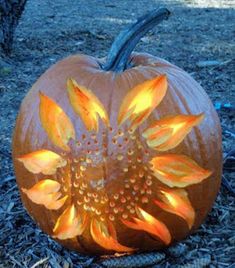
[143,113,204,151]
[53,205,87,240]
[150,154,212,187]
[90,218,134,252]
[144,127,173,148]
[17,149,67,175]
[45,194,68,210]
[22,179,67,210]
[122,206,171,245]
[67,78,109,132]
[155,189,195,229]
[118,75,167,130]
[39,92,75,151]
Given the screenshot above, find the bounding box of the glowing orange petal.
[122,206,171,245]
[17,149,67,175]
[150,154,212,187]
[90,218,134,252]
[155,189,195,229]
[143,113,204,151]
[118,75,168,130]
[67,78,109,132]
[144,127,173,148]
[22,179,67,210]
[53,205,87,240]
[46,195,68,210]
[39,92,75,151]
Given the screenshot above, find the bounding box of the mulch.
[0,0,234,267]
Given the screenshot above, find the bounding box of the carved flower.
[17,75,211,252]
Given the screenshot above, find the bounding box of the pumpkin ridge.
[12,7,221,255]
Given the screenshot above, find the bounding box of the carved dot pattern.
[56,127,154,223]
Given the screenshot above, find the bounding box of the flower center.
[57,127,155,222]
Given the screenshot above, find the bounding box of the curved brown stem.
[102,8,170,72]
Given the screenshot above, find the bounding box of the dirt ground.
[0,0,234,267]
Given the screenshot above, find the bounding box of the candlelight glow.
[17,149,67,175]
[90,218,134,252]
[122,206,171,245]
[67,78,109,132]
[155,189,195,228]
[39,92,75,151]
[53,205,87,239]
[118,75,167,130]
[150,154,212,187]
[22,179,68,210]
[143,113,204,151]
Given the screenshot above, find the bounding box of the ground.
[0,0,234,267]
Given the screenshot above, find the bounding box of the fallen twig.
[222,175,235,197]
[0,149,11,158]
[30,257,49,268]
[222,125,235,138]
[0,175,15,185]
[222,148,235,196]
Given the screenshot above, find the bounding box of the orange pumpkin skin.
[12,9,222,255]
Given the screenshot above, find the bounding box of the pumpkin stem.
[102,8,170,72]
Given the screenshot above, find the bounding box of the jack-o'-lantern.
[12,8,222,255]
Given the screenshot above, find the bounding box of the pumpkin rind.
[12,8,222,255]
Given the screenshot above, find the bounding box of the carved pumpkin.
[12,8,222,255]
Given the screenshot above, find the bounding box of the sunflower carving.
[16,74,212,252]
